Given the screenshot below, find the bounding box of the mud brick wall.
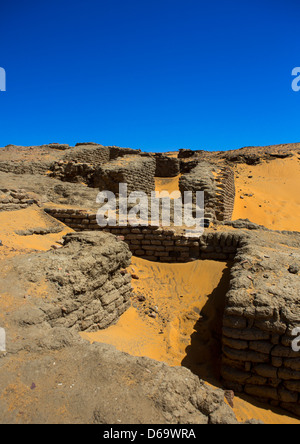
[45,205,300,416]
[179,162,235,224]
[221,255,300,417]
[155,154,180,178]
[93,155,156,196]
[47,143,70,150]
[44,207,246,262]
[0,188,40,211]
[215,167,236,221]
[109,146,142,160]
[179,162,219,223]
[49,161,96,185]
[180,159,199,174]
[34,231,133,333]
[178,149,195,159]
[63,144,110,165]
[0,161,51,175]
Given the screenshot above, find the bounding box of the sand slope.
[233,156,300,231]
[82,257,228,371]
[0,206,70,260]
[82,256,300,425]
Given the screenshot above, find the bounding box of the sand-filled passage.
[82,257,229,378]
[82,256,300,425]
[233,156,300,231]
[155,176,181,198]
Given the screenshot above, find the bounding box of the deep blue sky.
[0,0,300,152]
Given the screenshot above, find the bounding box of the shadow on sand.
[181,264,231,386]
[181,264,300,422]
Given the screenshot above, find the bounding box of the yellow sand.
[0,206,70,259]
[82,257,228,368]
[83,256,300,425]
[155,176,181,198]
[0,172,299,424]
[233,156,300,231]
[232,395,300,425]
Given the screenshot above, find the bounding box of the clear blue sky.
[0,0,300,152]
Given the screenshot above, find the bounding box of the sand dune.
[233,155,300,231]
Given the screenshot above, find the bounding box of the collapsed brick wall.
[49,161,96,184]
[93,155,156,196]
[155,154,180,177]
[24,231,133,333]
[179,162,219,224]
[49,145,112,183]
[0,188,40,211]
[0,145,70,176]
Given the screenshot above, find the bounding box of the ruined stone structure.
[93,155,156,196]
[44,207,243,262]
[49,161,96,184]
[44,203,300,416]
[45,144,236,225]
[155,153,180,177]
[8,231,133,336]
[220,231,300,418]
[0,188,40,211]
[179,162,235,224]
[1,142,299,420]
[214,167,236,221]
[63,143,111,165]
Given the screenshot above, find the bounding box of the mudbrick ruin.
[0,142,299,424]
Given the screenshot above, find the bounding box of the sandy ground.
[82,257,228,373]
[82,256,300,425]
[82,166,300,424]
[0,206,70,261]
[1,156,300,424]
[155,176,181,197]
[233,155,300,231]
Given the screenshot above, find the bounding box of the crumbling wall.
[0,188,40,211]
[44,207,245,262]
[44,206,300,417]
[93,155,156,195]
[155,154,180,177]
[179,162,219,224]
[215,167,236,221]
[49,144,110,184]
[14,231,133,333]
[179,162,235,224]
[109,146,142,160]
[221,234,300,417]
[49,161,96,184]
[0,145,70,175]
[0,161,51,175]
[63,144,110,165]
